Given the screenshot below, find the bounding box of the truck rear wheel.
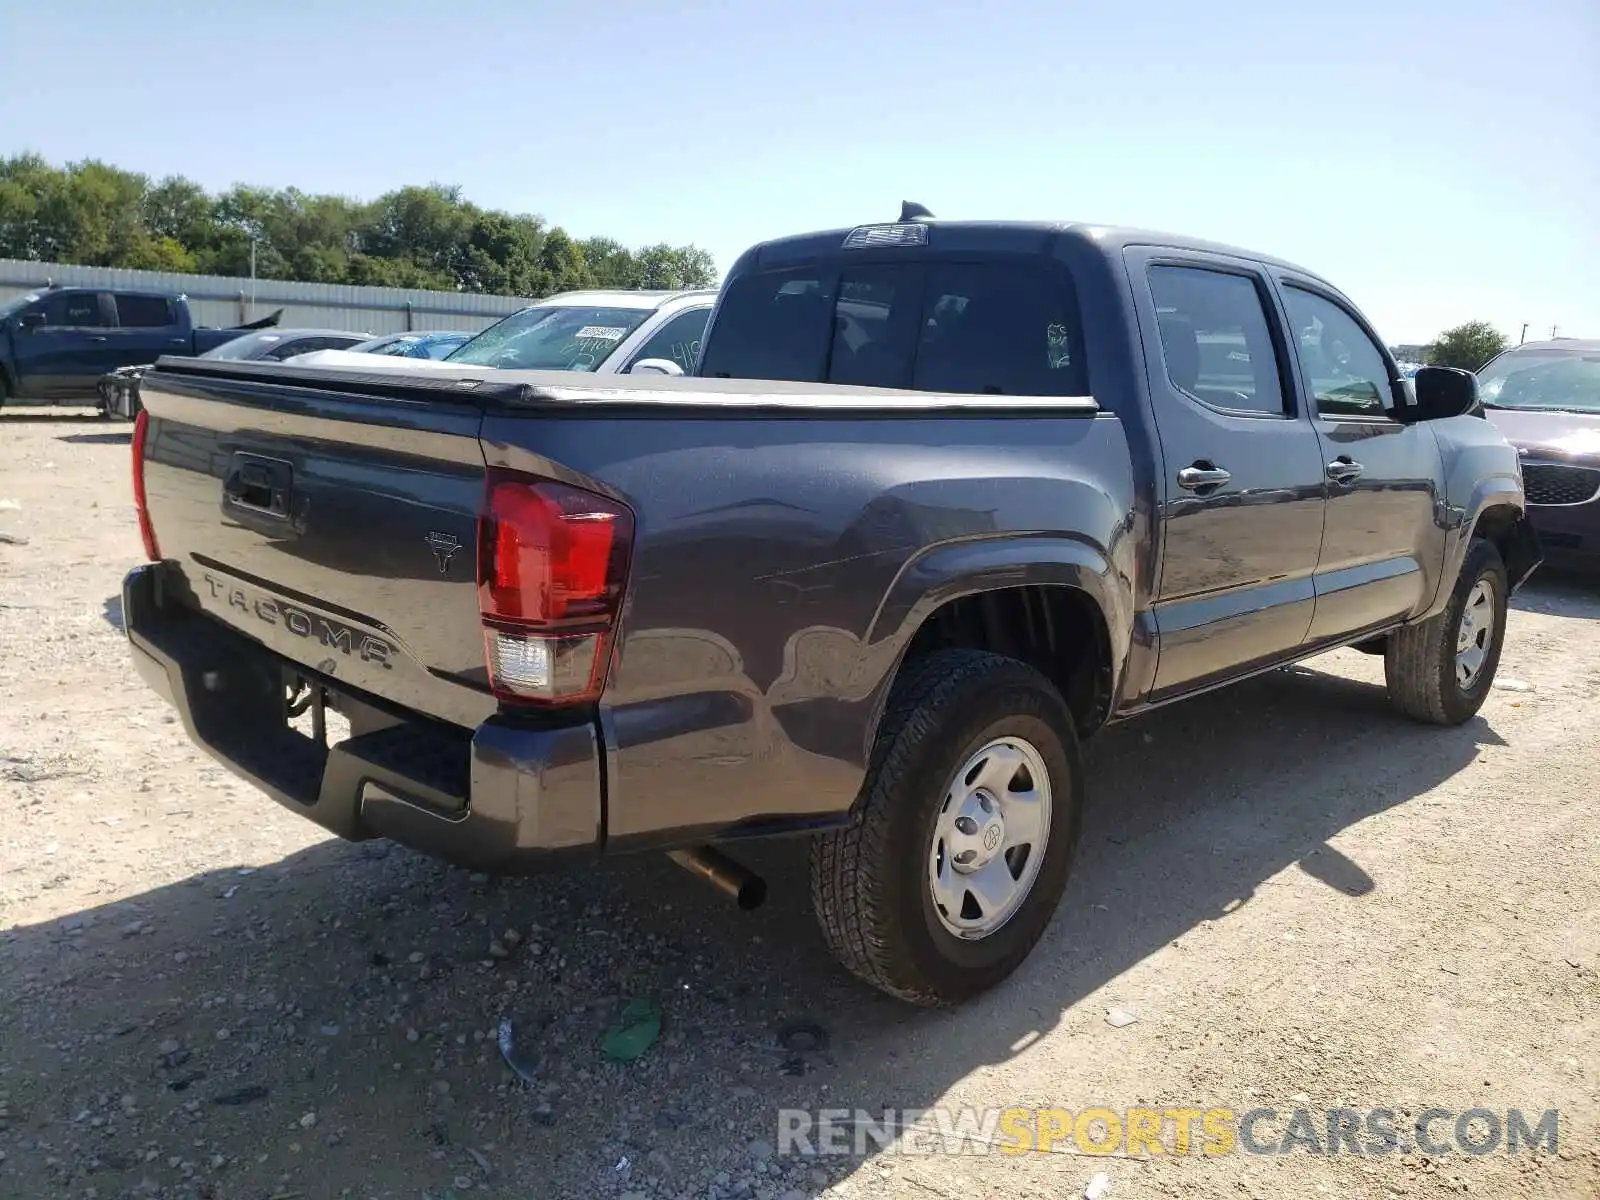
[810,649,1082,1006]
[1384,537,1508,725]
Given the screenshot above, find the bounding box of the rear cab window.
[113,294,176,328]
[700,254,1087,395]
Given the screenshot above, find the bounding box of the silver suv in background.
[444,288,716,375]
[282,290,717,378]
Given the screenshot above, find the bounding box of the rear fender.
[862,534,1130,750]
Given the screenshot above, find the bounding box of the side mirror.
[1408,366,1479,422]
[17,312,45,331]
[628,357,684,377]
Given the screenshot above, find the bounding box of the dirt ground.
[1,407,1597,1200]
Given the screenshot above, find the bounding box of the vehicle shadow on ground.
[0,657,1505,1198]
[0,412,104,423]
[102,594,124,632]
[56,431,131,446]
[1511,566,1600,619]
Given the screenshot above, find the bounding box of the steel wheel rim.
[1455,578,1496,689]
[928,736,1053,940]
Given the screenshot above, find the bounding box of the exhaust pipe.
[667,846,767,911]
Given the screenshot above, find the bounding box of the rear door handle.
[1326,457,1365,485]
[1176,463,1232,492]
[86,335,108,342]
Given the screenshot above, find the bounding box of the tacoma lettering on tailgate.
[201,574,394,668]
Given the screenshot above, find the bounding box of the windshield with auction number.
[445,306,650,371]
[1478,346,1600,413]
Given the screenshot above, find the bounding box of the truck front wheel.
[810,650,1083,1006]
[1384,537,1509,725]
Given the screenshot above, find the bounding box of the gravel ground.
[2,407,1597,1200]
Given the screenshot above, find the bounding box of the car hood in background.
[1484,408,1600,462]
[279,349,461,371]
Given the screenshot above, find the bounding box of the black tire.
[810,649,1083,1006]
[1385,537,1508,725]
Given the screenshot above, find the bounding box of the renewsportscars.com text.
[776,1106,1561,1158]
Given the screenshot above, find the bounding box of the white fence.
[0,259,532,335]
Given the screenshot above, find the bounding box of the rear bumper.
[123,563,604,870]
[98,372,143,418]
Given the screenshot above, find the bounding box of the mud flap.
[1504,514,1543,594]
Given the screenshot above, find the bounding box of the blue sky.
[3,0,1595,344]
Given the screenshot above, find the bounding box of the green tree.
[206,184,284,277]
[461,211,546,295]
[119,234,199,273]
[0,154,60,259]
[535,228,592,294]
[0,153,716,297]
[258,189,361,283]
[581,236,640,288]
[362,184,473,285]
[1426,321,1508,372]
[141,176,214,249]
[12,158,149,266]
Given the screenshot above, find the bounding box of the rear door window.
[625,307,712,374]
[1147,266,1290,416]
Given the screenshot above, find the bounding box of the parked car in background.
[280,291,718,378]
[98,328,368,418]
[348,331,473,359]
[1478,338,1600,569]
[123,210,1538,1006]
[448,289,715,375]
[203,328,369,362]
[1,287,280,407]
[280,330,474,371]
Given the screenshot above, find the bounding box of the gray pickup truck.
[121,210,1540,1005]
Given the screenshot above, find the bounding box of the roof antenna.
[899,200,934,222]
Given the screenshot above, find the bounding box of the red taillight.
[131,408,160,561]
[476,470,633,706]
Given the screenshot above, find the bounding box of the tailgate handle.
[224,454,293,519]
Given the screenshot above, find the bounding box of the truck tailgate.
[136,361,498,729]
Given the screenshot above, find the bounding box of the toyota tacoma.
[120,209,1540,1005]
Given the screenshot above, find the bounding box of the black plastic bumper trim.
[123,563,603,870]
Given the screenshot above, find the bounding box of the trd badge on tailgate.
[425,531,462,574]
